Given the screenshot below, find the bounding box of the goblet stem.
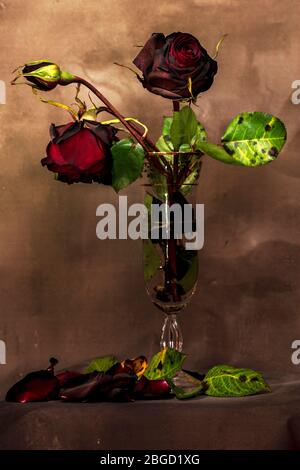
[160,314,183,351]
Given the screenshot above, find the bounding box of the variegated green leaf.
[221,112,286,167]
[191,122,207,147]
[196,141,237,164]
[144,348,186,380]
[203,364,271,397]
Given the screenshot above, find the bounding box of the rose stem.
[164,101,183,303]
[73,76,170,176]
[172,101,180,112]
[73,76,178,301]
[172,101,180,188]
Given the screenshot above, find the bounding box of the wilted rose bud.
[12,60,75,91]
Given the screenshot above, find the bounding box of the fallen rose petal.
[59,372,108,401]
[56,370,84,388]
[134,376,171,399]
[6,358,60,403]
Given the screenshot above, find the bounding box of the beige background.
[0,0,299,398]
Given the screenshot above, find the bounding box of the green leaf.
[196,141,238,164]
[179,143,192,153]
[143,238,161,282]
[156,135,172,153]
[179,122,206,195]
[111,139,144,192]
[221,112,287,167]
[162,116,173,138]
[170,106,199,151]
[191,122,207,147]
[144,348,186,380]
[177,250,198,294]
[84,356,118,374]
[180,160,201,196]
[154,112,205,197]
[203,364,271,397]
[167,370,204,400]
[156,116,174,152]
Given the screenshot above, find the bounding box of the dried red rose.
[133,32,217,100]
[41,120,117,184]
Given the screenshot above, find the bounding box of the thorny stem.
[172,100,180,188]
[172,100,180,112]
[73,76,171,176]
[69,83,195,305]
[162,101,183,303]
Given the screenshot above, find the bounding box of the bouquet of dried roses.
[12,32,287,351]
[12,32,286,186]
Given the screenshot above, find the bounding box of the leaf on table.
[144,347,186,380]
[167,370,204,399]
[203,364,271,397]
[84,356,118,374]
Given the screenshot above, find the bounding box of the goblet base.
[160,314,183,352]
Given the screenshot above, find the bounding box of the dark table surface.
[1,378,300,450]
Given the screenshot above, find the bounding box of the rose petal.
[133,33,166,74]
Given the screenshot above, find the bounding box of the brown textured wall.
[0,0,299,398]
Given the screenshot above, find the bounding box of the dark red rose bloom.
[133,32,218,100]
[41,120,117,184]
